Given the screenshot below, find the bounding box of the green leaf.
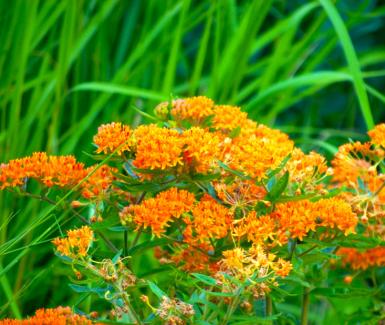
[267,171,289,201]
[217,161,251,180]
[192,273,217,286]
[148,281,166,299]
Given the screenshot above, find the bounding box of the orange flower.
[0,153,87,190]
[285,148,328,183]
[331,142,378,186]
[233,212,285,246]
[337,246,385,270]
[120,188,195,236]
[52,226,93,259]
[219,245,292,280]
[212,105,250,131]
[0,306,93,325]
[132,125,184,170]
[273,198,357,241]
[214,180,266,209]
[170,96,214,124]
[93,122,133,155]
[81,165,116,199]
[368,123,385,148]
[183,194,232,244]
[182,127,221,173]
[225,124,294,180]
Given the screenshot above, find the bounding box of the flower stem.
[300,288,310,325]
[265,295,273,316]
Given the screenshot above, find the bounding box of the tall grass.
[0,0,384,319]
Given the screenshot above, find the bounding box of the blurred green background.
[0,0,385,321]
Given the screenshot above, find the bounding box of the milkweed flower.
[120,188,195,236]
[285,148,328,184]
[182,127,221,174]
[183,194,233,244]
[93,122,133,155]
[0,306,93,324]
[132,125,184,170]
[211,105,250,131]
[170,96,214,124]
[0,152,86,189]
[337,246,385,270]
[273,198,357,240]
[217,245,292,298]
[225,124,294,180]
[52,226,94,259]
[368,123,385,148]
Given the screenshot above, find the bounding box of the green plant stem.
[121,293,143,325]
[301,287,310,325]
[265,295,273,316]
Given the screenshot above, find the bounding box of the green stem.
[300,288,310,325]
[265,295,273,316]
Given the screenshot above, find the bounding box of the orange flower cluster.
[0,152,85,189]
[219,245,292,279]
[183,194,233,244]
[170,96,214,124]
[132,125,184,170]
[120,188,195,236]
[234,198,357,245]
[337,247,385,270]
[332,142,379,186]
[285,148,328,184]
[0,152,116,200]
[82,165,116,199]
[52,226,94,259]
[93,122,133,155]
[368,123,385,148]
[182,127,221,173]
[0,306,93,325]
[224,124,294,180]
[214,180,266,210]
[89,96,297,180]
[216,245,292,299]
[211,105,250,131]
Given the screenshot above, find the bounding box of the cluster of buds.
[155,296,195,325]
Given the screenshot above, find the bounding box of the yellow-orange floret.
[0,306,93,325]
[183,194,232,244]
[219,245,292,281]
[331,142,378,186]
[233,212,286,246]
[285,148,328,183]
[120,188,195,236]
[132,125,184,170]
[52,226,93,259]
[182,127,221,174]
[224,125,294,180]
[81,165,116,199]
[170,96,214,124]
[0,152,87,190]
[337,246,385,270]
[93,122,133,155]
[212,105,250,131]
[368,123,385,148]
[273,198,357,241]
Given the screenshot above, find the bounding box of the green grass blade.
[319,0,375,129]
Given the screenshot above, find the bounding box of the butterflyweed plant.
[1,96,385,324]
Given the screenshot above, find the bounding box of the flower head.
[52,226,94,259]
[132,125,184,170]
[93,122,133,155]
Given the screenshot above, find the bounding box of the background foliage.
[1,0,385,322]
